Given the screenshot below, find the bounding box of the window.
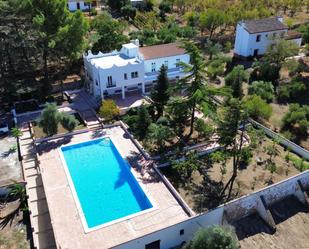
[273,32,276,38]
[124,73,127,80]
[131,71,138,78]
[256,34,261,42]
[107,76,115,88]
[151,62,156,72]
[180,229,184,236]
[95,80,98,86]
[176,58,180,66]
[164,60,168,68]
[253,49,259,56]
[76,2,80,9]
[145,240,160,249]
[280,31,285,38]
[265,34,268,38]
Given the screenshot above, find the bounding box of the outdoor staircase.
[19,127,56,249]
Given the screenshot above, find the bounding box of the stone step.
[27,186,46,202]
[26,175,43,189]
[24,167,39,178]
[29,199,49,217]
[31,212,53,233]
[32,227,56,249]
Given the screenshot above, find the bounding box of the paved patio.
[106,91,149,110]
[36,126,189,249]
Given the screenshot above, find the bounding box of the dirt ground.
[161,136,302,212]
[0,135,22,187]
[0,201,30,249]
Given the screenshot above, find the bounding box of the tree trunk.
[188,98,196,137]
[42,46,50,96]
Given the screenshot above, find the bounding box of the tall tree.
[0,0,39,105]
[151,65,170,118]
[225,65,248,99]
[217,98,247,200]
[91,12,128,53]
[135,105,151,139]
[165,96,190,140]
[29,0,88,96]
[199,8,226,39]
[179,41,227,138]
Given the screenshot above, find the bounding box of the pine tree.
[151,65,170,118]
[135,105,151,139]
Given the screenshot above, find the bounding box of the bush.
[243,95,272,120]
[183,225,239,249]
[223,41,232,53]
[99,100,120,121]
[278,81,306,102]
[38,103,61,136]
[248,81,275,103]
[240,147,253,166]
[60,113,78,132]
[285,153,309,171]
[195,118,214,137]
[90,8,97,16]
[281,104,309,136]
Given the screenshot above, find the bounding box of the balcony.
[106,81,116,88]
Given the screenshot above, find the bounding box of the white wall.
[94,62,145,97]
[234,23,288,57]
[144,54,190,74]
[113,170,309,249]
[68,1,90,11]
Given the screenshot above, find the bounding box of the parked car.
[0,121,9,134]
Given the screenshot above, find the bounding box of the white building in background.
[67,0,96,11]
[83,41,190,100]
[234,17,302,58]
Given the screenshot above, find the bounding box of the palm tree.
[11,127,22,138]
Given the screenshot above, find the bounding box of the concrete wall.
[144,54,190,74]
[68,1,90,11]
[113,170,309,249]
[249,118,309,160]
[234,22,288,57]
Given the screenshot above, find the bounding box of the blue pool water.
[61,138,153,229]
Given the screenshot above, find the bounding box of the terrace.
[31,126,189,249]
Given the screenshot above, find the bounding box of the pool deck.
[36,126,189,249]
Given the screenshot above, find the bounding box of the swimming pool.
[60,138,153,231]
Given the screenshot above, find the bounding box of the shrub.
[225,65,249,98]
[135,105,151,139]
[99,100,120,121]
[285,153,309,171]
[183,225,239,249]
[240,147,253,166]
[223,41,232,53]
[248,81,275,103]
[38,103,61,136]
[90,8,97,16]
[281,104,309,136]
[242,95,272,120]
[60,113,78,132]
[195,118,214,137]
[278,81,306,101]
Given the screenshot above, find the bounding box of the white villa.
[234,17,302,58]
[67,0,96,11]
[83,40,190,99]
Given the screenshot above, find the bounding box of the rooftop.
[241,17,287,34]
[90,54,140,69]
[36,127,189,249]
[139,43,186,60]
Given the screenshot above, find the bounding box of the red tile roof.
[139,43,186,60]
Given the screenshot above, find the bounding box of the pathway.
[19,126,56,249]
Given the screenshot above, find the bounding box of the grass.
[32,113,85,138]
[160,135,304,212]
[285,153,309,171]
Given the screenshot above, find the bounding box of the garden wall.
[112,170,309,249]
[249,118,309,160]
